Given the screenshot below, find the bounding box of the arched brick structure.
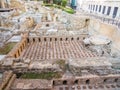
[52,75,120,86]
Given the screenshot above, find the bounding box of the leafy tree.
[62,0,67,7]
[53,0,62,5]
[43,0,49,3]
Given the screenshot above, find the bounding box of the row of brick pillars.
[14,39,27,58]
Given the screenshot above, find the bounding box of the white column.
[105,6,108,15]
[109,6,114,18]
[116,7,120,18]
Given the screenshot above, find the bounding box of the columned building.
[80,0,120,19]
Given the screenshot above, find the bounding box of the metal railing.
[85,13,120,29]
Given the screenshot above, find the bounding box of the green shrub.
[63,7,75,14]
[42,3,75,14]
[56,60,66,71]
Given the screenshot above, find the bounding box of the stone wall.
[0,71,16,90]
[53,75,120,86]
[7,33,28,58]
[88,19,120,56]
[27,35,87,43]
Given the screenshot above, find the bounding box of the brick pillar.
[16,52,18,58]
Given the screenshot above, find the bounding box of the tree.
[43,0,49,3]
[62,0,67,7]
[53,0,62,5]
[57,0,62,5]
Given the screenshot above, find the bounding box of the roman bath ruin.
[0,0,120,90]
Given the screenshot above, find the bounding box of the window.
[91,5,92,10]
[88,4,90,9]
[99,5,101,12]
[107,6,111,15]
[113,7,118,18]
[102,6,106,14]
[96,5,98,11]
[93,5,95,11]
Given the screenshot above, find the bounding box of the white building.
[77,0,120,19]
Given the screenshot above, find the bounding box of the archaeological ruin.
[0,0,120,90]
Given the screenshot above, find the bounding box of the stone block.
[13,58,21,62]
[2,60,13,67]
[13,62,28,68]
[24,59,31,64]
[68,57,112,76]
[29,61,60,71]
[16,83,24,89]
[23,83,33,89]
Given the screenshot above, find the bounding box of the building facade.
[69,0,77,9]
[78,0,120,19]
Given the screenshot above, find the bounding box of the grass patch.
[42,3,75,14]
[20,72,62,80]
[56,60,66,71]
[0,42,16,55]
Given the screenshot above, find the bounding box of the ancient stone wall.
[0,71,16,90]
[27,35,87,43]
[7,33,28,58]
[53,75,120,86]
[88,19,120,56]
